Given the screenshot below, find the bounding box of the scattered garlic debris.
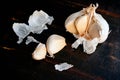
[28,10,54,34]
[65,3,110,54]
[55,62,73,71]
[0,46,15,50]
[12,23,30,44]
[25,36,39,45]
[12,10,54,44]
[32,43,47,60]
[46,34,67,57]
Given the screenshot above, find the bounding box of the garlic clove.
[28,10,54,34]
[75,14,88,36]
[83,38,99,54]
[65,19,78,34]
[65,11,84,34]
[71,37,84,49]
[94,13,109,43]
[46,34,66,57]
[32,43,47,60]
[87,22,101,39]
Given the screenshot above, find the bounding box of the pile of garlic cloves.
[65,3,110,54]
[32,34,66,60]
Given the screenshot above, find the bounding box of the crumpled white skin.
[55,62,73,71]
[65,3,110,54]
[12,10,54,44]
[25,36,40,45]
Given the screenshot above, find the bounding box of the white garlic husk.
[46,34,67,57]
[55,62,73,71]
[32,43,47,60]
[12,10,54,44]
[12,23,30,44]
[28,10,54,34]
[65,3,110,54]
[25,36,40,45]
[65,11,84,34]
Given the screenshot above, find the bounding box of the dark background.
[0,0,120,80]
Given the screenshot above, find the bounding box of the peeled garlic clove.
[25,36,39,45]
[28,10,54,34]
[32,43,47,60]
[65,11,84,34]
[12,23,30,44]
[71,37,84,49]
[46,34,66,57]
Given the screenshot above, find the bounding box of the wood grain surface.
[0,0,120,80]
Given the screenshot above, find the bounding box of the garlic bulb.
[32,43,47,60]
[46,34,66,57]
[65,3,110,54]
[12,23,30,44]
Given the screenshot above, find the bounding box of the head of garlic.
[65,3,110,54]
[46,34,67,58]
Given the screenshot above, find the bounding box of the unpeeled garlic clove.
[94,13,110,43]
[46,34,66,57]
[65,11,84,34]
[75,14,88,36]
[32,43,47,60]
[83,38,99,54]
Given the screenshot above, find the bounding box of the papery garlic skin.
[65,11,85,34]
[28,10,54,34]
[12,10,54,44]
[83,38,99,54]
[32,43,46,60]
[65,3,110,54]
[46,34,66,57]
[12,23,30,44]
[94,13,109,43]
[65,12,82,34]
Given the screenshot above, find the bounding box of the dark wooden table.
[0,0,120,80]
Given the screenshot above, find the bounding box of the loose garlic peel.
[65,3,110,54]
[46,34,66,57]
